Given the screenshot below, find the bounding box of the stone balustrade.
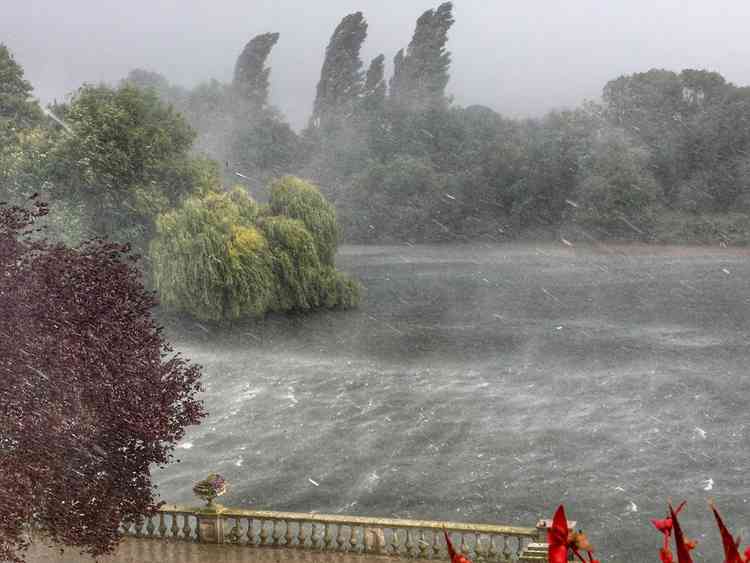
[118,503,576,562]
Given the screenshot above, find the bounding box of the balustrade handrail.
[158,503,539,538]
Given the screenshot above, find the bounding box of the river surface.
[153,243,750,563]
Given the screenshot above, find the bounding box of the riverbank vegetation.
[118,3,750,246]
[0,45,359,324]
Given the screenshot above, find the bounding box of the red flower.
[548,506,599,563]
[660,547,675,563]
[548,505,570,563]
[652,501,687,538]
[709,500,744,563]
[669,502,696,563]
[443,528,473,563]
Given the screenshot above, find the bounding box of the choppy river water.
[154,243,750,563]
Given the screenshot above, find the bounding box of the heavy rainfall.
[3,2,750,563]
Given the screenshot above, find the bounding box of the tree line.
[121,2,750,245]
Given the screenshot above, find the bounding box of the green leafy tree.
[0,44,43,130]
[571,127,660,237]
[50,84,215,251]
[389,2,454,110]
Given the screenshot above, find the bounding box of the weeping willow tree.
[150,186,275,321]
[150,178,359,322]
[268,175,340,265]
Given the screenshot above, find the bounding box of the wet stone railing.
[119,504,574,562]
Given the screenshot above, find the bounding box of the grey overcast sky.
[3,1,750,130]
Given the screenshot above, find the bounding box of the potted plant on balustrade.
[192,473,227,509]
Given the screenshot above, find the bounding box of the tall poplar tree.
[311,12,368,128]
[233,32,280,109]
[389,2,454,110]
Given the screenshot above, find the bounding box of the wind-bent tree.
[361,54,386,113]
[389,2,454,110]
[311,12,368,128]
[0,197,205,563]
[233,32,280,109]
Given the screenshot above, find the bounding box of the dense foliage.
[105,3,750,246]
[150,177,359,322]
[0,197,205,563]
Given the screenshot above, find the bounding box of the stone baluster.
[158,512,167,538]
[502,535,512,561]
[145,515,155,537]
[169,514,179,539]
[284,521,294,546]
[432,528,442,559]
[336,523,347,551]
[349,525,359,553]
[311,523,322,549]
[418,529,428,559]
[460,532,469,557]
[134,518,144,538]
[227,518,241,544]
[474,533,485,560]
[182,514,192,541]
[324,523,333,550]
[259,521,270,545]
[247,519,258,546]
[406,529,417,557]
[487,534,498,561]
[297,521,307,548]
[391,528,402,556]
[272,520,282,545]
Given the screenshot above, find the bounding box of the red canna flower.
[547,506,599,563]
[709,500,744,563]
[669,502,695,563]
[652,501,687,538]
[443,528,473,563]
[660,547,675,563]
[548,505,570,563]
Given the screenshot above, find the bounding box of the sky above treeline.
[4,0,750,130]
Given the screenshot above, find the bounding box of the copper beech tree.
[0,196,206,562]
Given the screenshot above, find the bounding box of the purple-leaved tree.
[0,195,206,562]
